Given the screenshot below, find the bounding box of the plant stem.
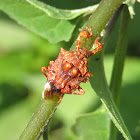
[109,5,131,140]
[19,97,60,140]
[70,0,125,51]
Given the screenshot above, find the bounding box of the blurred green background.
[0,1,140,140]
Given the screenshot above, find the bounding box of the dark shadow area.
[49,116,64,133]
[39,0,100,9]
[0,82,29,112]
[127,42,140,57]
[105,2,140,57]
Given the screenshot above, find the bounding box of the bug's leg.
[83,27,93,48]
[76,27,92,50]
[58,93,64,103]
[94,36,104,51]
[89,36,104,56]
[83,78,89,83]
[41,67,48,77]
[72,86,85,95]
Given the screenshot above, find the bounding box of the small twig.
[109,5,131,140]
[19,95,60,140]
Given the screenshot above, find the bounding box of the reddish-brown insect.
[42,27,104,102]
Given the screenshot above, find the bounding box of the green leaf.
[26,0,98,20]
[72,56,140,140]
[88,53,132,140]
[73,107,110,140]
[0,0,77,43]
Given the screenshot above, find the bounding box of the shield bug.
[42,27,104,102]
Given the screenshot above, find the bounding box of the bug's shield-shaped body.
[46,47,92,94]
[42,27,103,102]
